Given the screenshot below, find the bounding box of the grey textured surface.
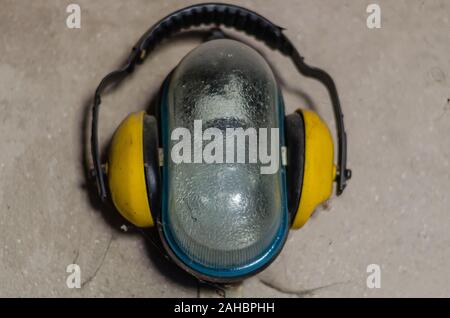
[0,0,449,297]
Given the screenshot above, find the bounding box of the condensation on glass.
[163,39,284,270]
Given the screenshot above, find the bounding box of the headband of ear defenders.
[91,2,351,201]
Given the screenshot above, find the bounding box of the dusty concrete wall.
[0,0,449,297]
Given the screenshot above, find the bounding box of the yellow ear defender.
[291,110,336,229]
[107,112,154,227]
[107,107,336,231]
[91,3,351,282]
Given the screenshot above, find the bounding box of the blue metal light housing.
[158,39,289,281]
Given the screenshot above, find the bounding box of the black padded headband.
[91,2,351,201]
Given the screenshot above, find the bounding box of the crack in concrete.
[81,235,114,287]
[259,278,348,297]
[72,249,80,265]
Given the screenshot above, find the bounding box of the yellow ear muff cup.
[107,111,154,227]
[291,109,336,229]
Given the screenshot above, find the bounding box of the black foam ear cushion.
[284,112,305,225]
[143,114,160,217]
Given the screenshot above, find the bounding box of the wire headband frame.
[91,2,351,201]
